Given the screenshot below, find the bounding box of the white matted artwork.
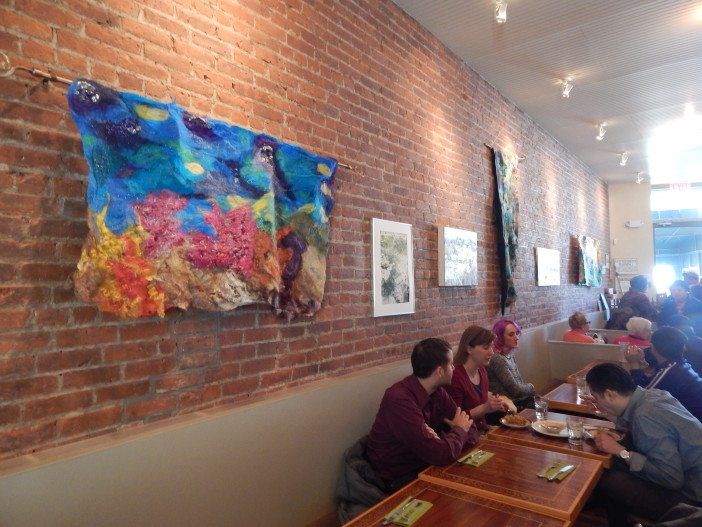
[438,226,477,287]
[614,258,638,274]
[372,218,415,317]
[536,247,561,286]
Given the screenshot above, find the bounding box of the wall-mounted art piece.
[372,219,415,317]
[577,235,603,287]
[614,258,638,275]
[438,226,477,287]
[536,247,561,286]
[67,79,337,320]
[491,147,520,313]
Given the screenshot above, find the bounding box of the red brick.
[0,376,58,399]
[240,357,276,376]
[56,326,119,349]
[37,349,101,372]
[0,356,34,377]
[119,322,169,341]
[179,384,221,407]
[155,371,202,392]
[0,422,57,456]
[0,309,30,330]
[125,396,178,419]
[0,404,21,424]
[24,391,93,420]
[102,342,158,363]
[58,405,122,437]
[222,376,259,396]
[0,332,50,354]
[124,357,175,379]
[62,366,121,388]
[95,381,150,403]
[178,351,216,369]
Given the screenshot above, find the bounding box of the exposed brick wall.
[0,0,609,459]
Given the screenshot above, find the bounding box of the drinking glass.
[576,376,589,399]
[534,397,548,420]
[566,416,584,446]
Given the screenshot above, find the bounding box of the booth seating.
[547,341,625,381]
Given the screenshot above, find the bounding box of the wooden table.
[543,382,602,417]
[566,360,627,385]
[487,409,616,468]
[419,439,603,522]
[343,479,570,526]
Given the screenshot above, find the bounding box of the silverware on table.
[382,497,416,525]
[547,463,575,481]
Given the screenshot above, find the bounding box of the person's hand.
[625,345,646,368]
[486,393,508,412]
[447,407,473,432]
[594,430,623,455]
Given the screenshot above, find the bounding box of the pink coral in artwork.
[186,205,256,276]
[134,191,187,258]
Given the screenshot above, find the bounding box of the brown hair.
[455,325,495,365]
[568,312,588,330]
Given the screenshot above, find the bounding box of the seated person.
[366,338,479,490]
[659,280,702,334]
[563,311,595,343]
[618,274,657,322]
[612,317,653,348]
[586,363,702,526]
[625,327,702,423]
[487,319,536,410]
[605,306,635,330]
[669,315,702,377]
[446,325,509,432]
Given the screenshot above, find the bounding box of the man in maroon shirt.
[365,338,480,489]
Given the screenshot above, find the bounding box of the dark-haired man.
[366,338,479,489]
[626,326,702,422]
[586,363,702,526]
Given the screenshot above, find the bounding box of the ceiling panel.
[394,0,702,183]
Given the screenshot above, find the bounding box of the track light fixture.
[619,152,629,166]
[596,123,606,141]
[495,2,507,24]
[561,79,573,98]
[635,172,644,184]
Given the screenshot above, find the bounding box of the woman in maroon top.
[446,325,509,431]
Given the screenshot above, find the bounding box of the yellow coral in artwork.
[76,207,165,318]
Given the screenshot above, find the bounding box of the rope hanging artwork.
[67,79,337,320]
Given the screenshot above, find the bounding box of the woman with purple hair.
[486,319,536,411]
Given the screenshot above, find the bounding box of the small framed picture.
[438,226,477,287]
[536,247,561,286]
[372,218,415,317]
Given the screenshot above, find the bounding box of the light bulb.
[596,124,606,141]
[495,2,507,24]
[562,80,573,98]
[619,152,629,166]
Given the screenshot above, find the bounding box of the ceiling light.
[561,79,573,98]
[596,123,606,141]
[619,152,629,166]
[495,2,507,24]
[636,172,644,184]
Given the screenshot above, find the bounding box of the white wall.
[608,183,654,293]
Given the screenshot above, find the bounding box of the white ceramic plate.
[531,420,569,438]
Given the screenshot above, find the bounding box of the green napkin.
[382,497,432,526]
[537,460,576,481]
[458,449,494,467]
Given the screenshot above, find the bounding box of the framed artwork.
[536,247,560,286]
[372,218,415,317]
[438,226,477,287]
[614,258,638,275]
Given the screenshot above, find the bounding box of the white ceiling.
[393,0,702,184]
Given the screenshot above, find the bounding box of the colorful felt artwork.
[67,79,337,320]
[491,148,520,314]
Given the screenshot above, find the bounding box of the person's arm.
[389,396,470,467]
[488,355,534,399]
[629,415,685,490]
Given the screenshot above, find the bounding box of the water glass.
[534,397,548,420]
[566,416,584,446]
[576,376,589,399]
